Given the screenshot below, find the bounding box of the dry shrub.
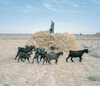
[27,31,80,52]
[88,76,100,81]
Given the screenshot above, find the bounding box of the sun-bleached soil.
[0,34,100,86]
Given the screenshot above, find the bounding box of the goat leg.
[71,57,74,62]
[55,59,58,64]
[21,58,25,62]
[18,57,20,62]
[40,56,42,61]
[47,58,51,64]
[15,52,19,60]
[43,58,46,65]
[66,56,70,62]
[47,60,51,64]
[36,56,40,63]
[79,57,82,62]
[27,58,30,63]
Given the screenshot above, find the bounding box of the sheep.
[66,49,89,62]
[18,52,32,63]
[43,51,63,65]
[15,45,35,60]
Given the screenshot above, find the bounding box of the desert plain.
[0,33,100,86]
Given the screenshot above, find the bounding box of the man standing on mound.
[49,20,55,33]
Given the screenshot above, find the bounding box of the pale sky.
[0,0,100,34]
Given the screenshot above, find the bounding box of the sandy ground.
[0,34,100,86]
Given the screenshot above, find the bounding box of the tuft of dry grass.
[88,76,100,81]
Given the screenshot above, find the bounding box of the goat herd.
[15,45,89,65]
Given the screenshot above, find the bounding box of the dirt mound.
[28,31,80,52]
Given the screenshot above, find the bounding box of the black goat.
[32,48,45,63]
[15,45,35,60]
[43,51,63,65]
[32,46,57,64]
[66,49,89,62]
[18,52,32,63]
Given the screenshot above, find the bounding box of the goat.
[18,52,32,63]
[32,48,45,63]
[43,51,63,65]
[32,47,56,64]
[66,49,89,62]
[15,45,35,60]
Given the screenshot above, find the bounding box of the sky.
[0,0,100,34]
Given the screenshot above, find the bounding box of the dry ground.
[0,34,100,86]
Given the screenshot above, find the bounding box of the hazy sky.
[0,0,100,34]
